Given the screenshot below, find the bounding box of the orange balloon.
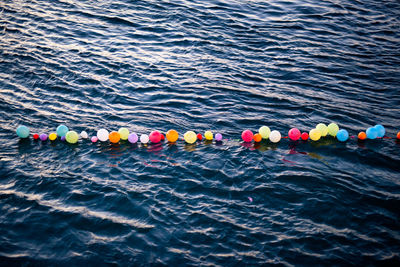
[358,131,366,140]
[166,129,179,142]
[397,131,400,139]
[253,133,262,142]
[109,131,120,143]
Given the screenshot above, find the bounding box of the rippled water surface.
[1,0,400,265]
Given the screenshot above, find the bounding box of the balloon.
[166,130,179,143]
[80,131,88,139]
[253,133,262,142]
[288,128,301,141]
[33,133,39,140]
[197,133,203,141]
[118,128,130,140]
[109,131,120,143]
[149,131,161,143]
[215,133,222,141]
[49,133,57,141]
[91,136,98,143]
[184,131,197,144]
[97,129,109,142]
[373,124,385,138]
[66,131,79,144]
[336,129,349,142]
[366,127,378,139]
[327,123,339,137]
[242,130,253,142]
[397,131,400,139]
[316,123,328,137]
[204,131,213,140]
[16,125,30,138]
[269,130,281,143]
[140,134,149,144]
[56,125,69,137]
[301,132,309,140]
[259,126,271,139]
[309,129,321,141]
[61,136,66,141]
[39,134,48,141]
[160,134,165,141]
[358,132,366,140]
[128,133,138,144]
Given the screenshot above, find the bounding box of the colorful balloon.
[66,131,79,144]
[140,134,149,144]
[56,125,69,137]
[149,131,161,143]
[358,132,366,140]
[160,134,165,141]
[269,130,281,143]
[253,133,262,142]
[301,132,309,140]
[128,133,138,144]
[197,133,203,141]
[397,131,400,139]
[49,133,57,141]
[327,123,339,137]
[80,131,88,139]
[366,127,378,139]
[259,126,270,139]
[16,125,30,138]
[109,131,121,143]
[242,130,253,142]
[316,123,328,137]
[60,136,66,141]
[39,134,48,141]
[97,129,109,142]
[33,133,39,140]
[288,128,301,141]
[166,129,179,143]
[204,131,213,140]
[309,129,321,141]
[373,124,385,138]
[215,133,222,141]
[336,129,349,142]
[91,136,98,143]
[118,128,130,140]
[184,131,197,144]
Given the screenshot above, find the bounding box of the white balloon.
[269,130,281,143]
[140,134,149,144]
[97,129,109,142]
[80,131,88,139]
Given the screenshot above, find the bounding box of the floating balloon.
[366,127,378,139]
[118,128,129,140]
[140,134,149,144]
[374,124,385,138]
[204,131,213,140]
[80,131,88,139]
[149,131,161,143]
[316,123,328,137]
[301,132,309,140]
[397,131,400,139]
[16,125,30,138]
[253,133,262,142]
[91,136,98,143]
[49,133,57,141]
[288,128,301,141]
[66,131,79,144]
[60,136,66,141]
[33,133,39,140]
[184,131,197,144]
[109,131,121,143]
[259,126,270,139]
[166,129,179,143]
[56,125,69,137]
[197,133,203,141]
[160,134,165,141]
[327,123,339,137]
[39,134,48,141]
[358,132,366,140]
[128,133,138,144]
[215,133,222,141]
[97,129,109,142]
[242,130,253,142]
[309,129,321,141]
[269,130,281,143]
[336,129,349,142]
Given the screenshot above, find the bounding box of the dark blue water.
[1,0,400,265]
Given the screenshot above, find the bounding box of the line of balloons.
[15,123,397,145]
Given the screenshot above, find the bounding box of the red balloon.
[288,128,301,141]
[33,133,39,140]
[160,134,165,141]
[241,130,253,142]
[301,132,309,140]
[197,133,203,141]
[149,131,161,143]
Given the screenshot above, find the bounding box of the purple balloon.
[40,134,48,141]
[128,133,138,144]
[215,133,222,141]
[60,136,66,141]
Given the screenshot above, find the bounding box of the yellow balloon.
[309,129,321,141]
[204,131,213,140]
[118,127,130,140]
[259,126,271,139]
[316,123,328,137]
[49,133,57,141]
[184,131,197,144]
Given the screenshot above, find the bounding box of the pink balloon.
[241,130,253,142]
[91,136,98,143]
[288,128,301,141]
[149,131,161,143]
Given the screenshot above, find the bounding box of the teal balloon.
[336,129,349,142]
[366,127,378,139]
[56,125,69,137]
[16,125,30,138]
[373,124,385,138]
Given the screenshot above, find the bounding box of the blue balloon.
[56,124,69,137]
[373,124,385,138]
[366,127,378,139]
[16,125,30,138]
[336,129,349,142]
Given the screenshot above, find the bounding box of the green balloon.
[316,123,328,137]
[328,123,339,137]
[16,125,30,138]
[66,131,79,144]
